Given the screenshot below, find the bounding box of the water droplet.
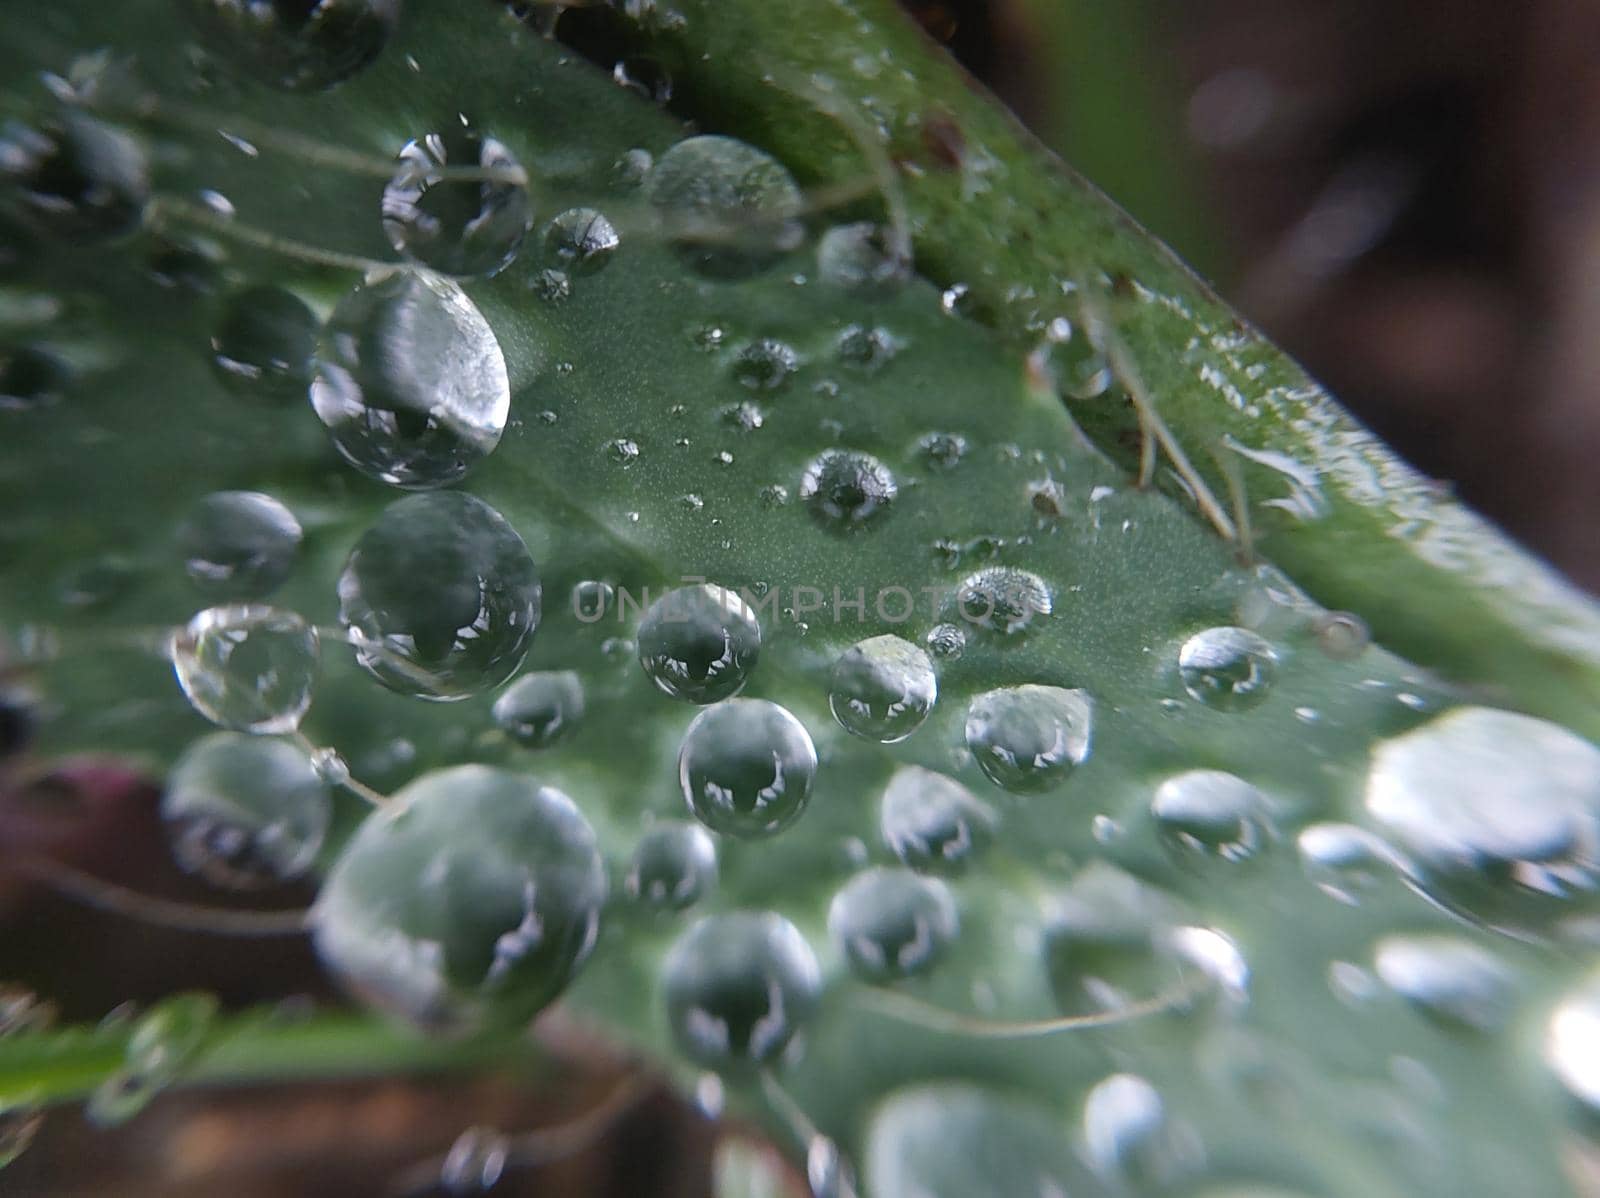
[734,338,798,390]
[310,746,350,785]
[828,867,958,982]
[626,820,718,910]
[0,344,70,412]
[606,436,641,467]
[1040,314,1112,399]
[940,283,975,317]
[1297,822,1404,905]
[759,482,790,507]
[1313,610,1370,660]
[161,732,329,890]
[0,114,148,241]
[88,994,217,1126]
[800,449,896,528]
[311,271,509,489]
[491,671,584,749]
[338,492,540,700]
[646,135,803,277]
[1177,626,1279,711]
[1082,1073,1189,1187]
[177,490,302,599]
[662,911,821,1068]
[1547,970,1600,1113]
[638,584,761,704]
[209,286,317,402]
[835,324,901,372]
[924,622,965,660]
[828,634,936,743]
[965,685,1092,793]
[531,267,570,302]
[170,605,319,734]
[612,147,653,189]
[181,0,399,90]
[0,989,50,1164]
[313,765,606,1030]
[954,566,1052,635]
[806,1135,855,1198]
[571,579,614,622]
[880,766,996,875]
[1151,769,1269,862]
[543,206,619,275]
[612,54,672,101]
[1373,934,1515,1032]
[811,220,903,295]
[678,699,816,838]
[721,400,764,432]
[917,432,968,470]
[381,127,530,277]
[1044,865,1177,1017]
[439,1125,509,1194]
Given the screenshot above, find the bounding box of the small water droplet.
[0,115,147,240]
[612,147,653,189]
[338,492,540,700]
[1082,1073,1188,1187]
[835,324,900,372]
[828,867,958,982]
[954,566,1052,635]
[0,344,71,412]
[177,491,302,599]
[800,449,896,528]
[662,911,821,1068]
[88,994,217,1126]
[924,622,966,660]
[816,222,907,296]
[210,286,317,402]
[965,685,1092,793]
[381,127,530,276]
[678,699,816,838]
[181,0,399,91]
[880,766,996,874]
[721,400,764,431]
[311,271,509,489]
[531,267,570,302]
[1373,934,1515,1032]
[1177,626,1279,711]
[734,338,798,390]
[1151,769,1269,862]
[1547,970,1600,1114]
[828,634,937,743]
[647,135,803,277]
[1313,610,1370,660]
[606,437,641,467]
[940,283,975,317]
[1044,865,1177,1017]
[638,584,761,704]
[1297,822,1403,905]
[170,605,319,734]
[543,206,619,274]
[492,671,584,748]
[1041,313,1112,399]
[626,820,718,910]
[917,431,968,469]
[612,55,672,102]
[439,1125,509,1194]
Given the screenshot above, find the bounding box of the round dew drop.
[626,820,719,910]
[1043,864,1178,1018]
[1372,934,1515,1033]
[492,671,584,749]
[181,0,399,91]
[1177,626,1278,711]
[800,449,897,529]
[1081,1073,1189,1187]
[382,128,531,277]
[678,698,816,838]
[88,994,218,1128]
[0,115,148,242]
[734,338,798,391]
[1151,770,1269,862]
[311,271,509,490]
[210,286,318,402]
[816,221,907,296]
[879,765,996,875]
[955,566,1053,636]
[162,732,330,890]
[924,622,966,660]
[828,867,958,982]
[542,207,619,275]
[312,765,607,1031]
[965,685,1093,793]
[661,911,821,1069]
[0,344,71,412]
[338,492,541,701]
[828,634,937,743]
[1546,969,1600,1114]
[637,584,761,705]
[170,604,319,735]
[646,134,804,277]
[177,490,302,599]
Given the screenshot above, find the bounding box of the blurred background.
[6,1,1599,1193]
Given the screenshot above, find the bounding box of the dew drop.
[924,622,966,661]
[917,431,968,470]
[612,147,653,189]
[177,490,302,599]
[1040,314,1112,399]
[806,1135,856,1198]
[0,344,71,412]
[1297,822,1403,905]
[170,605,319,734]
[491,670,584,748]
[880,765,996,875]
[1372,934,1515,1032]
[1313,610,1370,660]
[1151,769,1269,862]
[662,911,821,1069]
[1547,970,1600,1114]
[816,222,907,296]
[800,449,896,529]
[835,324,900,372]
[828,867,958,982]
[542,206,619,275]
[312,766,606,1030]
[613,56,673,103]
[182,0,399,91]
[965,684,1092,793]
[338,492,540,701]
[954,566,1052,636]
[637,583,761,704]
[606,437,641,467]
[678,699,816,838]
[162,732,330,890]
[439,1125,509,1194]
[0,114,148,241]
[828,634,937,743]
[1044,865,1177,1017]
[734,338,798,391]
[646,135,803,277]
[210,285,318,402]
[1177,626,1279,711]
[311,271,509,489]
[380,127,530,277]
[625,820,718,910]
[88,994,217,1127]
[531,267,570,303]
[939,283,975,317]
[1082,1073,1189,1187]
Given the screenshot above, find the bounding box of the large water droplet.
[542,206,619,275]
[816,222,907,296]
[662,911,821,1069]
[311,271,509,489]
[1547,970,1600,1114]
[954,566,1052,636]
[338,492,540,700]
[1082,1073,1190,1187]
[828,634,936,743]
[1373,934,1515,1032]
[177,490,302,599]
[210,285,318,402]
[162,732,329,890]
[646,135,803,277]
[828,867,958,982]
[965,685,1092,793]
[626,820,718,910]
[0,115,148,240]
[381,127,532,277]
[313,765,606,1030]
[1177,627,1278,711]
[182,0,400,91]
[1044,865,1178,1017]
[638,584,761,704]
[491,671,584,748]
[800,449,896,529]
[678,699,816,837]
[88,994,217,1126]
[1151,770,1269,862]
[880,765,996,875]
[170,604,319,734]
